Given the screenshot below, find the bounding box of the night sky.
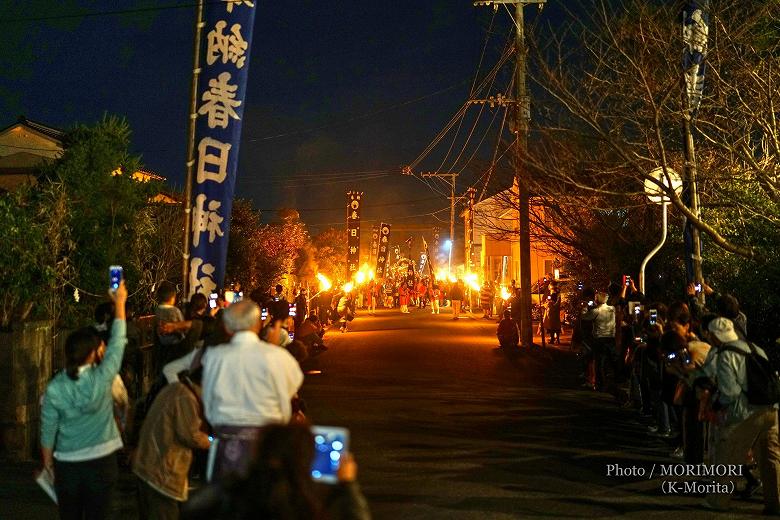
[0,0,557,232]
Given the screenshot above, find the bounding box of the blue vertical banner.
[189,0,257,297]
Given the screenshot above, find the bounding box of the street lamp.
[444,239,453,274]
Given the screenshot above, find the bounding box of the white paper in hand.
[35,468,57,504]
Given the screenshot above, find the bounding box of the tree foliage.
[311,227,347,282]
[521,0,780,260]
[226,203,309,293]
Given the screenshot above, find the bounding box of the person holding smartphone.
[182,424,370,520]
[40,279,128,520]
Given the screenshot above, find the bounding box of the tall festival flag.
[346,191,363,277]
[681,0,709,282]
[187,0,258,297]
[421,236,435,279]
[370,225,380,267]
[375,223,391,278]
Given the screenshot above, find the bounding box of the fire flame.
[316,273,332,291]
[465,273,480,291]
[501,286,512,300]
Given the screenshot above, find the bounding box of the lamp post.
[444,239,453,274]
[640,167,682,294]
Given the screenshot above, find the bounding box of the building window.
[543,259,554,278]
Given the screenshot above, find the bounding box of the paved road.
[302,307,763,519]
[0,306,765,518]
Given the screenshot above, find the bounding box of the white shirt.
[582,303,616,338]
[202,331,304,427]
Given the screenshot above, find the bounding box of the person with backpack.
[703,317,780,514]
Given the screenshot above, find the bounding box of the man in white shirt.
[581,292,620,398]
[201,300,303,482]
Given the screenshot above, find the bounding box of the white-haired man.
[201,300,303,482]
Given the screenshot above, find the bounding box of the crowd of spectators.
[39,278,372,520]
[571,277,780,515]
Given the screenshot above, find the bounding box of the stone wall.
[0,320,54,461]
[0,316,159,461]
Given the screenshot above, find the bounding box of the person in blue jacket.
[41,280,128,520]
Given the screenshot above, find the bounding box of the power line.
[310,205,451,227]
[260,169,393,180]
[239,172,391,187]
[256,195,445,213]
[245,79,471,143]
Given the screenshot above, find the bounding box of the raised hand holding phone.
[108,278,127,320]
[109,265,123,293]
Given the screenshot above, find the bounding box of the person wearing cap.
[703,317,780,514]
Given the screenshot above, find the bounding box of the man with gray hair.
[201,301,304,482]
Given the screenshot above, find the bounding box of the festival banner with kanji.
[370,224,379,268]
[189,0,257,297]
[346,191,362,277]
[375,222,391,279]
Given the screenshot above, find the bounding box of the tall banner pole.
[682,1,709,298]
[375,223,391,279]
[188,0,258,297]
[346,191,363,279]
[181,0,205,299]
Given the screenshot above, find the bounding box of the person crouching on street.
[497,310,520,350]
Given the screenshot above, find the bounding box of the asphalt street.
[302,307,765,520]
[0,306,767,519]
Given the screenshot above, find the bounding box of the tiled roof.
[0,116,65,142]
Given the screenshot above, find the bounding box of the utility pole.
[420,171,459,273]
[475,0,544,347]
[465,187,476,273]
[181,0,205,300]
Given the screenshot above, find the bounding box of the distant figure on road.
[497,310,520,350]
[366,280,378,315]
[399,284,410,314]
[480,282,495,320]
[294,288,308,332]
[450,281,464,320]
[338,291,355,333]
[430,284,441,314]
[543,283,562,345]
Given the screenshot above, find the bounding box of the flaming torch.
[501,286,512,301]
[316,273,332,291]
